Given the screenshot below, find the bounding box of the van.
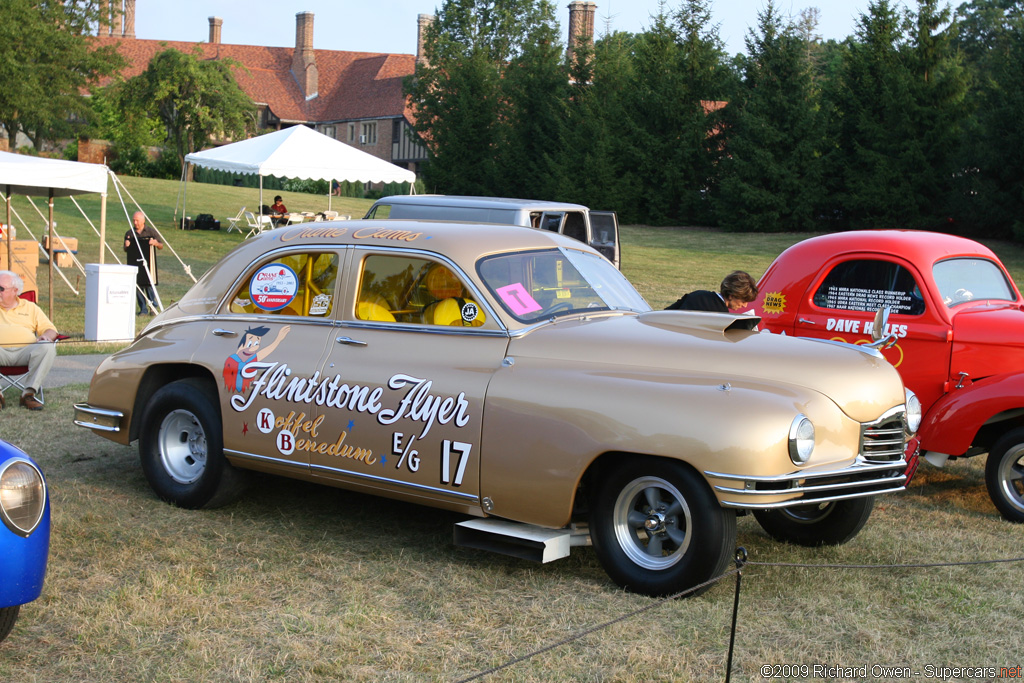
[363,195,620,268]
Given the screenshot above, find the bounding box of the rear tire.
[0,605,19,643]
[753,497,874,546]
[985,427,1024,523]
[590,457,735,597]
[139,378,247,509]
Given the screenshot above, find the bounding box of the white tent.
[0,152,109,316]
[182,125,416,219]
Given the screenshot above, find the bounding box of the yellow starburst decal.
[762,291,786,314]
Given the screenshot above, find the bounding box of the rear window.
[813,259,926,315]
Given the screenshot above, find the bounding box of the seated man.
[0,270,58,411]
[269,195,288,227]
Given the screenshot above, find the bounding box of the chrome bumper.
[73,403,125,433]
[705,456,913,510]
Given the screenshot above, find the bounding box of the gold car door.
[307,250,508,512]
[210,250,341,477]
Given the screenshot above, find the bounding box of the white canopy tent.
[181,125,416,222]
[0,151,109,317]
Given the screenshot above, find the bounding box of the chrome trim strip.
[713,473,907,496]
[339,321,509,338]
[225,449,479,502]
[704,458,908,482]
[720,484,907,509]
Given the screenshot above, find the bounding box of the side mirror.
[870,307,890,342]
[867,306,897,349]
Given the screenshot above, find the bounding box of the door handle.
[336,336,367,347]
[797,318,817,325]
[212,328,237,337]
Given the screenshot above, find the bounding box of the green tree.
[406,0,563,195]
[120,48,256,169]
[715,2,825,231]
[0,0,123,150]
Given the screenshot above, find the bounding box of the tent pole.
[259,176,264,216]
[47,189,54,319]
[99,191,107,265]
[181,163,190,230]
[4,185,10,269]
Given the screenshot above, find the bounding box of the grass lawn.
[1,176,1023,680]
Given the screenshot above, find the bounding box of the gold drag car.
[75,220,918,596]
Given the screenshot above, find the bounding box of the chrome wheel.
[158,409,208,484]
[612,475,692,571]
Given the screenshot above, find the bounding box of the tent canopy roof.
[0,151,109,197]
[185,125,415,184]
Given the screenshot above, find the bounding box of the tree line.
[407,0,1024,238]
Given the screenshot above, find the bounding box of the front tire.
[985,427,1024,523]
[0,605,19,643]
[753,497,874,546]
[590,458,735,597]
[139,378,247,509]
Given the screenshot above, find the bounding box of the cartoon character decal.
[222,325,292,393]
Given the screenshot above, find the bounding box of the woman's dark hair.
[720,271,758,303]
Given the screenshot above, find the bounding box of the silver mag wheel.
[590,457,735,597]
[753,497,874,547]
[139,378,247,510]
[985,427,1024,523]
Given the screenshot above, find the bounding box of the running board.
[453,519,589,563]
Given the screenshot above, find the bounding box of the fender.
[919,372,1024,455]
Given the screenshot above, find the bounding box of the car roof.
[371,194,589,211]
[779,230,1001,265]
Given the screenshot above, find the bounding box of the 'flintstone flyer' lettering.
[230,363,470,439]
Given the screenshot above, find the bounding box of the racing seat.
[423,297,486,327]
[356,299,396,322]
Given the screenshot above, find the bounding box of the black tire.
[139,378,247,509]
[753,497,874,546]
[985,427,1024,523]
[590,457,736,597]
[0,605,19,643]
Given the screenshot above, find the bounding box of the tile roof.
[91,36,416,125]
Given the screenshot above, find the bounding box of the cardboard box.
[55,252,74,268]
[0,239,39,267]
[43,235,78,253]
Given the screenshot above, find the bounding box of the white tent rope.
[110,173,196,283]
[22,195,87,278]
[0,191,80,295]
[69,195,126,265]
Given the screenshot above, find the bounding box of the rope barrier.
[454,550,1024,682]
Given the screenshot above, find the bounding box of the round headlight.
[905,388,922,435]
[0,459,46,537]
[788,414,815,465]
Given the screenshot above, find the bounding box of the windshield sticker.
[497,283,543,316]
[762,291,786,314]
[821,286,917,313]
[250,264,299,311]
[222,325,292,393]
[461,301,480,323]
[308,293,332,316]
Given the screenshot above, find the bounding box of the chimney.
[123,0,136,38]
[209,16,223,44]
[566,1,597,67]
[292,11,318,100]
[416,14,435,68]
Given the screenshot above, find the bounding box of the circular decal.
[277,429,296,456]
[257,408,275,434]
[249,263,299,312]
[461,301,479,323]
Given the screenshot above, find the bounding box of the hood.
[508,310,905,423]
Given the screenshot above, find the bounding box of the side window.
[228,252,339,317]
[355,254,486,327]
[539,213,564,232]
[562,212,587,243]
[813,259,925,315]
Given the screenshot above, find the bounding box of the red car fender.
[919,372,1024,455]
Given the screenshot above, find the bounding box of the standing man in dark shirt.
[124,211,163,316]
[666,270,758,312]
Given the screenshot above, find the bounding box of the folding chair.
[0,291,64,406]
[224,206,247,233]
[243,211,272,239]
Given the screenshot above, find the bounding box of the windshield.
[478,248,650,323]
[932,258,1017,308]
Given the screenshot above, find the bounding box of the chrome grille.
[860,409,906,462]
